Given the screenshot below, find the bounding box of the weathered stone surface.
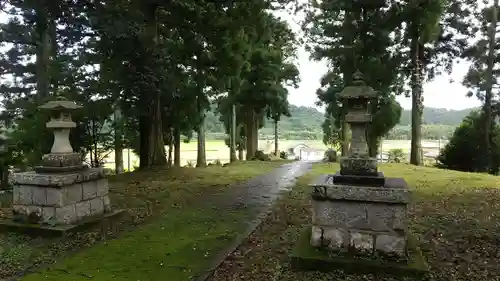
[310,175,411,204]
[32,187,47,205]
[41,152,82,167]
[96,179,109,197]
[375,234,406,256]
[82,181,98,200]
[55,204,76,224]
[42,207,55,221]
[12,187,20,205]
[367,204,399,232]
[311,226,323,247]
[393,205,407,230]
[340,157,378,176]
[103,195,111,213]
[64,184,83,204]
[323,227,347,250]
[89,197,104,216]
[12,205,26,215]
[76,201,91,219]
[312,200,367,228]
[26,206,42,218]
[350,232,373,253]
[17,186,33,205]
[12,167,104,187]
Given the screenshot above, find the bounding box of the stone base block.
[332,172,385,187]
[41,152,82,167]
[311,226,407,257]
[0,209,125,237]
[11,174,110,225]
[340,157,378,176]
[291,227,429,277]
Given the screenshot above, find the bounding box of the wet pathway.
[211,160,313,216]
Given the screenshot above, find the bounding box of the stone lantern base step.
[290,227,429,277]
[332,171,385,186]
[0,209,125,237]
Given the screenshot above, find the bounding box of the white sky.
[275,6,483,112]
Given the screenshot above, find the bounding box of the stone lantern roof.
[38,96,82,111]
[338,71,377,99]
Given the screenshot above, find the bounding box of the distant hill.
[398,107,474,126]
[204,105,475,136]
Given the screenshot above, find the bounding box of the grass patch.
[211,163,500,281]
[0,160,288,280]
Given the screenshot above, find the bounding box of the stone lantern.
[36,96,85,173]
[291,72,427,276]
[1,97,121,233]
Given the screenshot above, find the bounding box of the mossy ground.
[210,163,500,281]
[0,160,289,280]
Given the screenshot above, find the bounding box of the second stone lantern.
[291,71,427,277]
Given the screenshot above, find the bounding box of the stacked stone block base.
[309,175,410,258]
[11,168,110,225]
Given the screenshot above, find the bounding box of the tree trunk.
[238,148,244,160]
[114,106,124,174]
[274,119,279,155]
[230,104,238,162]
[144,4,166,168]
[410,27,423,166]
[167,133,173,168]
[0,168,8,190]
[174,127,181,168]
[245,108,257,160]
[35,6,51,100]
[196,112,207,168]
[482,0,499,173]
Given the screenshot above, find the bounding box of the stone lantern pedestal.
[0,97,123,236]
[290,72,428,276]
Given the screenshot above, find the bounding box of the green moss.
[22,207,251,281]
[290,227,428,278]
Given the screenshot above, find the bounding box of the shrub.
[437,110,500,173]
[387,148,405,163]
[185,160,195,168]
[279,151,288,159]
[323,149,337,162]
[212,159,222,166]
[252,150,270,161]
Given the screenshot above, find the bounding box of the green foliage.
[437,111,500,173]
[387,149,405,163]
[323,149,337,163]
[252,150,270,161]
[279,151,288,159]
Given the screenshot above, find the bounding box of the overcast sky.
[274,6,483,112]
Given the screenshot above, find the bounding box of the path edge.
[193,210,271,281]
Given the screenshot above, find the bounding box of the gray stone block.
[13,186,20,205]
[32,187,47,205]
[312,200,367,228]
[96,179,109,196]
[64,183,83,204]
[310,226,323,247]
[103,195,111,213]
[46,188,64,207]
[310,175,411,204]
[350,232,373,253]
[75,201,91,219]
[393,205,407,230]
[18,185,33,205]
[12,205,26,215]
[12,168,104,187]
[55,204,76,224]
[375,234,406,256]
[42,207,55,221]
[367,204,397,232]
[323,227,347,250]
[26,206,41,217]
[89,197,104,216]
[82,181,97,200]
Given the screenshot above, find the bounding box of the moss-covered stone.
[290,227,429,278]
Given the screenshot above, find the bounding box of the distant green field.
[101,139,448,170]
